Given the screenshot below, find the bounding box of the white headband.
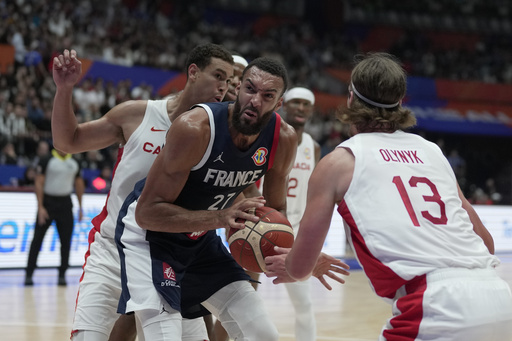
[232,55,248,67]
[283,87,315,105]
[351,82,399,108]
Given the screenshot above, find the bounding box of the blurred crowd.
[0,0,510,202]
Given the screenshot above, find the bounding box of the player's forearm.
[135,203,226,233]
[51,88,78,153]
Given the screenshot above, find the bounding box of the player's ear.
[188,63,200,81]
[274,97,284,112]
[347,90,354,108]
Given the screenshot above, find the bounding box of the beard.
[232,99,274,136]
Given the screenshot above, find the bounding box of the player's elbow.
[134,204,150,229]
[53,139,81,154]
[53,140,72,154]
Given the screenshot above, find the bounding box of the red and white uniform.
[338,131,512,340]
[286,132,315,233]
[72,100,208,340]
[285,132,317,341]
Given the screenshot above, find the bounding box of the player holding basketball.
[51,44,234,341]
[281,87,320,341]
[266,52,512,340]
[115,57,349,340]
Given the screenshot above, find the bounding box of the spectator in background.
[0,141,18,165]
[27,92,45,124]
[469,187,494,205]
[30,140,50,168]
[130,81,153,100]
[485,178,502,204]
[18,165,37,187]
[447,148,466,179]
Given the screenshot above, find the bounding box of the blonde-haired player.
[267,52,512,341]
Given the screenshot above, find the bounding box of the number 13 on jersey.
[392,175,448,227]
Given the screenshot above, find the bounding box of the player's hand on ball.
[223,196,266,230]
[312,253,350,290]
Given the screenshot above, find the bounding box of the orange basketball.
[228,206,294,273]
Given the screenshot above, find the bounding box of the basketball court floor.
[0,254,511,341]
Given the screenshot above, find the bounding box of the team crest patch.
[304,147,312,160]
[163,262,176,281]
[252,147,268,166]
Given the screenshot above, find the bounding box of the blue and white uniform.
[115,102,282,340]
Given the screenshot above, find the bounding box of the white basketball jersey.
[286,133,315,232]
[91,99,171,239]
[338,131,499,299]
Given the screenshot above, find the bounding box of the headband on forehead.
[232,55,248,67]
[283,87,315,105]
[350,82,400,109]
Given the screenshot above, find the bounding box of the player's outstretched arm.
[52,49,142,153]
[265,247,350,290]
[265,147,354,288]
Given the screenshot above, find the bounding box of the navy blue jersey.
[174,102,281,211]
[116,101,282,315]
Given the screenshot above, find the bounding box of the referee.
[25,148,84,286]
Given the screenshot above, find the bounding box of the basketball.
[228,206,294,273]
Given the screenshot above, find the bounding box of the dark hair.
[242,57,289,96]
[185,43,233,71]
[338,52,416,132]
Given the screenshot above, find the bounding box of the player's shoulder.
[277,115,298,142]
[171,105,211,136]
[107,100,149,121]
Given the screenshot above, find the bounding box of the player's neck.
[166,91,192,122]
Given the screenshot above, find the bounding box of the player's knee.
[217,282,278,340]
[181,317,209,341]
[136,307,182,341]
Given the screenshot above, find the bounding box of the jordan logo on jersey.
[252,147,268,166]
[214,152,224,163]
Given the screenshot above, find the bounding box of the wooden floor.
[1,254,511,341]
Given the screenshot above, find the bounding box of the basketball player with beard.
[115,57,349,340]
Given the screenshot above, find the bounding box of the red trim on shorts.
[338,200,408,299]
[74,148,124,317]
[383,275,427,340]
[267,112,281,170]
